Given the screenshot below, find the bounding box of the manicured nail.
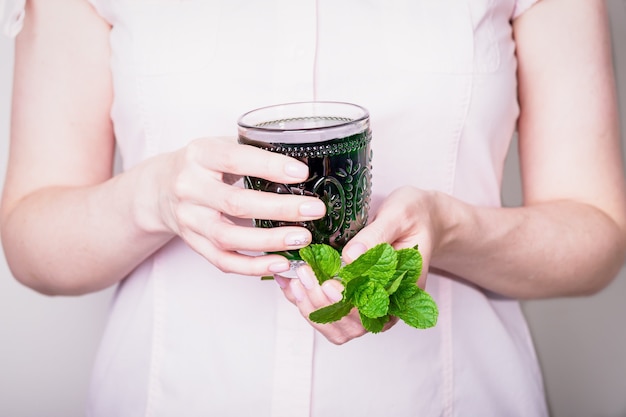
[290,280,305,302]
[284,162,309,180]
[284,232,310,247]
[274,275,289,289]
[269,261,290,273]
[343,242,367,262]
[299,201,326,217]
[297,266,316,290]
[322,281,344,302]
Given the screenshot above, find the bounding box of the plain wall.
[1,2,626,417]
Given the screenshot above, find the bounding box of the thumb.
[341,241,368,264]
[341,220,394,264]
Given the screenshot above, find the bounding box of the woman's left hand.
[341,185,444,290]
[275,266,398,345]
[275,186,441,344]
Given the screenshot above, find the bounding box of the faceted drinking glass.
[237,101,373,274]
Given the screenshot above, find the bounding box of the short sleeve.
[512,0,541,20]
[86,0,115,26]
[1,0,26,38]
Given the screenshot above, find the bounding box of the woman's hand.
[275,266,398,345]
[273,186,436,344]
[4,0,328,293]
[148,137,327,277]
[343,186,446,290]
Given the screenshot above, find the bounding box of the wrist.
[129,153,177,237]
[429,190,470,264]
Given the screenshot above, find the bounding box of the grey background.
[1,2,625,416]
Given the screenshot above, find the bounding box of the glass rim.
[237,101,370,132]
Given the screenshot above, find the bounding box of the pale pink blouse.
[4,1,548,416]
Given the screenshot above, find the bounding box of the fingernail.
[269,261,290,273]
[274,275,289,289]
[297,266,316,290]
[284,162,309,180]
[322,281,344,302]
[343,242,367,262]
[290,280,305,302]
[284,232,310,247]
[299,201,326,217]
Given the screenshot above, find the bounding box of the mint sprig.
[301,243,438,333]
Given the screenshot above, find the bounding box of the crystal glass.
[237,101,373,274]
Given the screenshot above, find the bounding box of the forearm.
[0,156,174,296]
[432,195,626,299]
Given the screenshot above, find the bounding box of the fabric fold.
[1,0,25,38]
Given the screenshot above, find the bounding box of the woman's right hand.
[2,1,325,294]
[147,136,327,276]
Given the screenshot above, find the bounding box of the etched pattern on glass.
[243,130,372,253]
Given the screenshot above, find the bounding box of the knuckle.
[183,141,202,164]
[211,254,231,273]
[218,151,238,174]
[276,201,298,221]
[207,225,233,251]
[221,189,248,217]
[263,154,280,177]
[172,174,194,200]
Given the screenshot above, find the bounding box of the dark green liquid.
[239,130,372,260]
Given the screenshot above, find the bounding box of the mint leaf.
[309,299,353,324]
[343,275,369,302]
[359,313,390,334]
[389,284,438,329]
[385,271,406,296]
[302,243,438,333]
[389,283,419,313]
[300,244,341,284]
[394,246,423,284]
[353,281,389,318]
[339,243,397,285]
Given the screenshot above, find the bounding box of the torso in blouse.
[7,0,549,416]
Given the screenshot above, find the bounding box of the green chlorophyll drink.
[238,105,372,261]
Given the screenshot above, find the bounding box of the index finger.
[193,137,310,184]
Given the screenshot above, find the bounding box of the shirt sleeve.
[85,0,115,26]
[1,0,113,38]
[512,0,541,20]
[1,0,25,38]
